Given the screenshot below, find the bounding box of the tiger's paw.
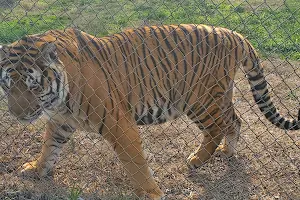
[215,144,235,158]
[186,153,205,169]
[19,160,52,179]
[135,188,165,200]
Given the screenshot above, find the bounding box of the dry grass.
[0,57,300,199]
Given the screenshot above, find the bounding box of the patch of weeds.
[234,5,245,13]
[68,186,82,200]
[287,88,300,100]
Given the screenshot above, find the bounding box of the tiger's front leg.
[103,111,164,200]
[21,121,76,177]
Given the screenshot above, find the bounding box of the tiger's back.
[61,24,245,128]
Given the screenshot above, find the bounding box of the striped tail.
[242,39,300,130]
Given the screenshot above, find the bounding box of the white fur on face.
[25,69,41,88]
[1,69,11,88]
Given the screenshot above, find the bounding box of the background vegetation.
[0,0,299,60]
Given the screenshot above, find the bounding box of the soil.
[0,57,299,200]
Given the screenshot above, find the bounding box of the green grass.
[287,88,300,100]
[68,186,82,200]
[0,0,299,60]
[0,15,68,43]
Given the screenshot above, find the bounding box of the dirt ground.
[0,57,299,200]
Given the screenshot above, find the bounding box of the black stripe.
[86,35,108,63]
[65,93,72,112]
[156,27,175,69]
[51,68,61,93]
[248,74,264,81]
[65,49,78,62]
[150,27,172,89]
[183,26,202,111]
[21,57,34,66]
[49,144,60,148]
[284,122,290,129]
[269,113,280,122]
[202,26,211,65]
[118,33,134,110]
[86,98,92,118]
[53,132,69,144]
[178,25,191,95]
[61,124,76,132]
[197,108,219,124]
[253,81,267,91]
[75,29,115,108]
[98,106,107,134]
[264,107,277,118]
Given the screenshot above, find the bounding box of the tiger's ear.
[39,42,58,64]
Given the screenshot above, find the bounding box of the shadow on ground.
[186,156,252,200]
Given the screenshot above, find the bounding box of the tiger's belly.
[134,102,182,125]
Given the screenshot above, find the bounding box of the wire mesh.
[0,0,299,199]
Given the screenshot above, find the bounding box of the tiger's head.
[0,38,68,123]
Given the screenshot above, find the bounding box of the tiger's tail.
[240,36,300,130]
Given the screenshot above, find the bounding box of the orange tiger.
[0,24,299,199]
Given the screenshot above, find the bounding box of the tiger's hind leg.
[186,106,225,169]
[216,109,241,157]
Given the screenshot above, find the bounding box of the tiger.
[0,24,299,199]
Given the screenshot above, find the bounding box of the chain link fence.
[0,0,299,199]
